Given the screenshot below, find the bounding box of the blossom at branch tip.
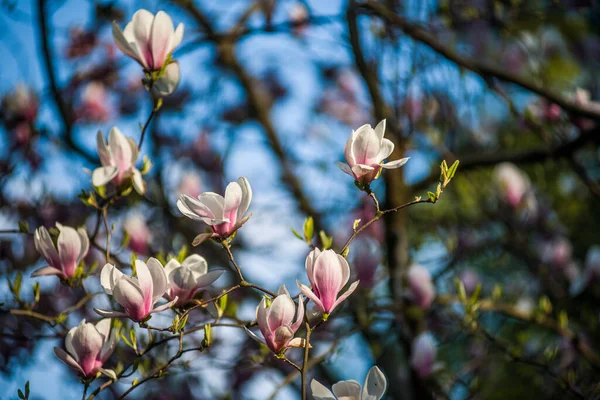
[31,223,89,280]
[123,212,151,255]
[112,10,184,72]
[95,258,177,322]
[54,319,116,378]
[92,127,145,194]
[406,264,436,310]
[411,332,437,378]
[337,119,409,185]
[177,177,252,241]
[245,285,305,354]
[164,254,224,307]
[311,365,387,400]
[297,248,359,316]
[492,162,534,209]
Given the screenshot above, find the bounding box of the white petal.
[54,347,84,375]
[30,266,63,278]
[336,161,354,176]
[361,366,388,400]
[150,297,178,314]
[93,309,129,318]
[235,177,252,222]
[310,380,336,400]
[150,11,175,69]
[154,61,180,96]
[381,157,409,169]
[92,166,118,187]
[332,380,362,400]
[146,257,168,303]
[182,254,208,276]
[172,23,184,50]
[100,263,122,295]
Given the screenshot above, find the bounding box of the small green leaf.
[303,217,314,243]
[319,230,333,250]
[447,160,459,179]
[353,219,361,231]
[427,191,437,203]
[18,221,29,234]
[177,245,188,263]
[291,228,303,240]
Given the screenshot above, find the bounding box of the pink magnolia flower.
[177,177,252,241]
[337,120,409,185]
[407,264,436,310]
[92,127,145,194]
[123,213,151,254]
[95,258,177,321]
[350,237,381,289]
[54,319,116,378]
[178,171,203,198]
[164,254,224,306]
[1,84,38,123]
[492,162,532,208]
[31,224,89,280]
[411,332,437,378]
[112,10,184,72]
[311,365,387,400]
[76,82,110,123]
[297,249,359,316]
[245,285,305,354]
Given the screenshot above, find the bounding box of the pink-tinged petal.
[411,333,437,378]
[34,226,60,269]
[332,380,362,399]
[267,293,296,330]
[352,124,380,165]
[65,324,78,362]
[150,11,174,70]
[272,325,294,352]
[150,297,178,314]
[336,161,354,177]
[177,195,225,225]
[337,254,351,290]
[313,250,345,311]
[134,259,154,311]
[377,138,394,162]
[57,225,82,278]
[169,266,196,291]
[245,327,266,346]
[235,177,252,222]
[305,248,321,287]
[154,61,180,96]
[96,130,113,166]
[362,365,388,400]
[191,232,215,246]
[163,259,181,280]
[329,280,359,314]
[108,127,133,176]
[310,380,336,400]
[31,266,63,278]
[76,228,89,264]
[146,257,168,304]
[290,295,304,332]
[351,164,376,180]
[297,281,325,312]
[112,22,137,60]
[197,192,226,218]
[54,347,84,375]
[193,269,224,288]
[223,180,243,228]
[93,309,129,319]
[70,322,103,375]
[256,298,270,337]
[100,263,123,295]
[113,277,146,321]
[94,319,111,341]
[374,119,386,143]
[92,166,119,187]
[126,136,139,164]
[381,157,409,169]
[130,10,155,69]
[132,169,145,195]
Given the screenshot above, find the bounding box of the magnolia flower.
[92,127,145,194]
[1,84,38,123]
[54,319,116,378]
[32,224,89,280]
[177,177,252,242]
[297,249,359,316]
[245,286,305,353]
[411,332,437,378]
[76,81,110,123]
[112,10,184,72]
[407,264,436,310]
[350,237,381,288]
[95,258,177,321]
[178,171,203,198]
[492,163,532,208]
[123,213,151,254]
[164,254,224,306]
[337,119,409,185]
[311,365,387,400]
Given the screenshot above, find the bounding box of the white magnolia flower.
[164,254,224,306]
[32,223,89,279]
[311,365,387,400]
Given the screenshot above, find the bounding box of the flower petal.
[182,254,208,276]
[132,169,145,195]
[381,157,409,169]
[336,161,354,177]
[57,225,82,278]
[235,177,252,222]
[111,22,139,62]
[150,11,175,70]
[377,138,394,161]
[290,294,304,332]
[191,232,215,246]
[310,380,336,400]
[150,297,178,314]
[297,281,325,312]
[54,347,84,375]
[172,23,184,51]
[135,259,154,309]
[268,292,296,330]
[332,380,362,400]
[130,9,155,69]
[92,166,119,187]
[93,309,129,319]
[76,228,89,264]
[193,269,224,288]
[31,266,63,278]
[244,327,266,346]
[146,257,168,303]
[361,366,388,400]
[329,280,359,314]
[100,263,123,295]
[108,127,132,175]
[154,61,180,96]
[96,130,113,166]
[113,277,146,319]
[34,226,60,269]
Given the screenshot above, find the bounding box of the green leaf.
[291,228,303,240]
[18,221,29,234]
[427,191,437,203]
[18,389,24,399]
[13,272,22,297]
[177,245,188,263]
[353,219,361,231]
[141,155,153,175]
[319,230,333,250]
[447,160,460,180]
[454,278,467,303]
[303,217,314,243]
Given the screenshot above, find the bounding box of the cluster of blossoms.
[22,8,447,397]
